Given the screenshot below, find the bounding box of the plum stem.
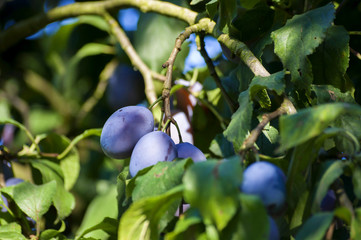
[170,118,183,143]
[148,96,164,110]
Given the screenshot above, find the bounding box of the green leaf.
[209,133,235,158]
[222,194,269,240]
[218,0,237,32]
[1,181,57,222]
[78,217,118,239]
[311,85,355,104]
[30,159,75,219]
[76,185,118,238]
[183,159,242,230]
[39,133,80,190]
[312,160,348,212]
[309,25,350,91]
[231,3,274,42]
[206,0,219,19]
[72,43,114,62]
[279,103,361,150]
[351,208,361,239]
[249,71,285,99]
[40,220,66,240]
[271,3,335,90]
[224,91,253,151]
[165,209,203,240]
[132,159,192,201]
[239,0,264,9]
[352,167,361,200]
[0,222,22,234]
[0,232,27,240]
[190,0,206,5]
[118,185,183,240]
[134,13,189,72]
[295,212,334,240]
[29,108,63,134]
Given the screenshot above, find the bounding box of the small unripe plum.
[320,189,336,211]
[176,142,206,162]
[129,131,178,177]
[268,216,280,240]
[100,106,154,159]
[241,161,286,214]
[107,64,145,110]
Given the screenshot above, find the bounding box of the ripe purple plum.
[320,189,336,211]
[176,142,206,162]
[107,64,145,110]
[129,131,178,177]
[100,106,154,159]
[1,178,24,212]
[268,216,280,240]
[241,161,286,214]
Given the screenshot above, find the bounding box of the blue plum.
[320,189,336,211]
[241,161,286,214]
[1,178,24,212]
[129,131,178,177]
[107,64,145,110]
[176,142,206,162]
[268,216,280,240]
[100,106,154,159]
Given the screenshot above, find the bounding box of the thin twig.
[349,31,361,36]
[332,179,355,218]
[161,23,205,134]
[77,59,118,125]
[198,34,237,113]
[103,12,158,105]
[350,47,361,60]
[241,98,293,151]
[325,220,335,240]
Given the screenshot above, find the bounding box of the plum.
[241,161,286,214]
[1,178,24,212]
[268,216,280,240]
[107,64,145,110]
[129,131,178,177]
[176,142,206,162]
[100,106,154,159]
[320,189,336,211]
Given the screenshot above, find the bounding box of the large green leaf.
[118,185,183,240]
[295,212,334,240]
[132,159,192,201]
[1,181,57,222]
[224,91,253,152]
[351,208,361,239]
[279,103,361,150]
[30,159,75,219]
[221,194,269,240]
[249,71,285,99]
[271,3,335,90]
[39,133,80,190]
[134,13,189,72]
[183,159,242,230]
[76,185,118,239]
[311,160,348,212]
[310,25,350,91]
[218,0,237,32]
[311,85,355,104]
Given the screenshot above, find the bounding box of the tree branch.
[198,34,237,113]
[102,12,158,105]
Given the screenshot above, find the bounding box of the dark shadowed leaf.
[224,91,253,151]
[271,3,335,91]
[295,212,333,240]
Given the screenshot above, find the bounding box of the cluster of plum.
[100,105,206,177]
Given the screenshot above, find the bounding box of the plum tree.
[241,161,286,214]
[100,106,154,159]
[176,142,206,162]
[106,64,145,110]
[129,131,178,177]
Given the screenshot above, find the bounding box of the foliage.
[1,0,361,239]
